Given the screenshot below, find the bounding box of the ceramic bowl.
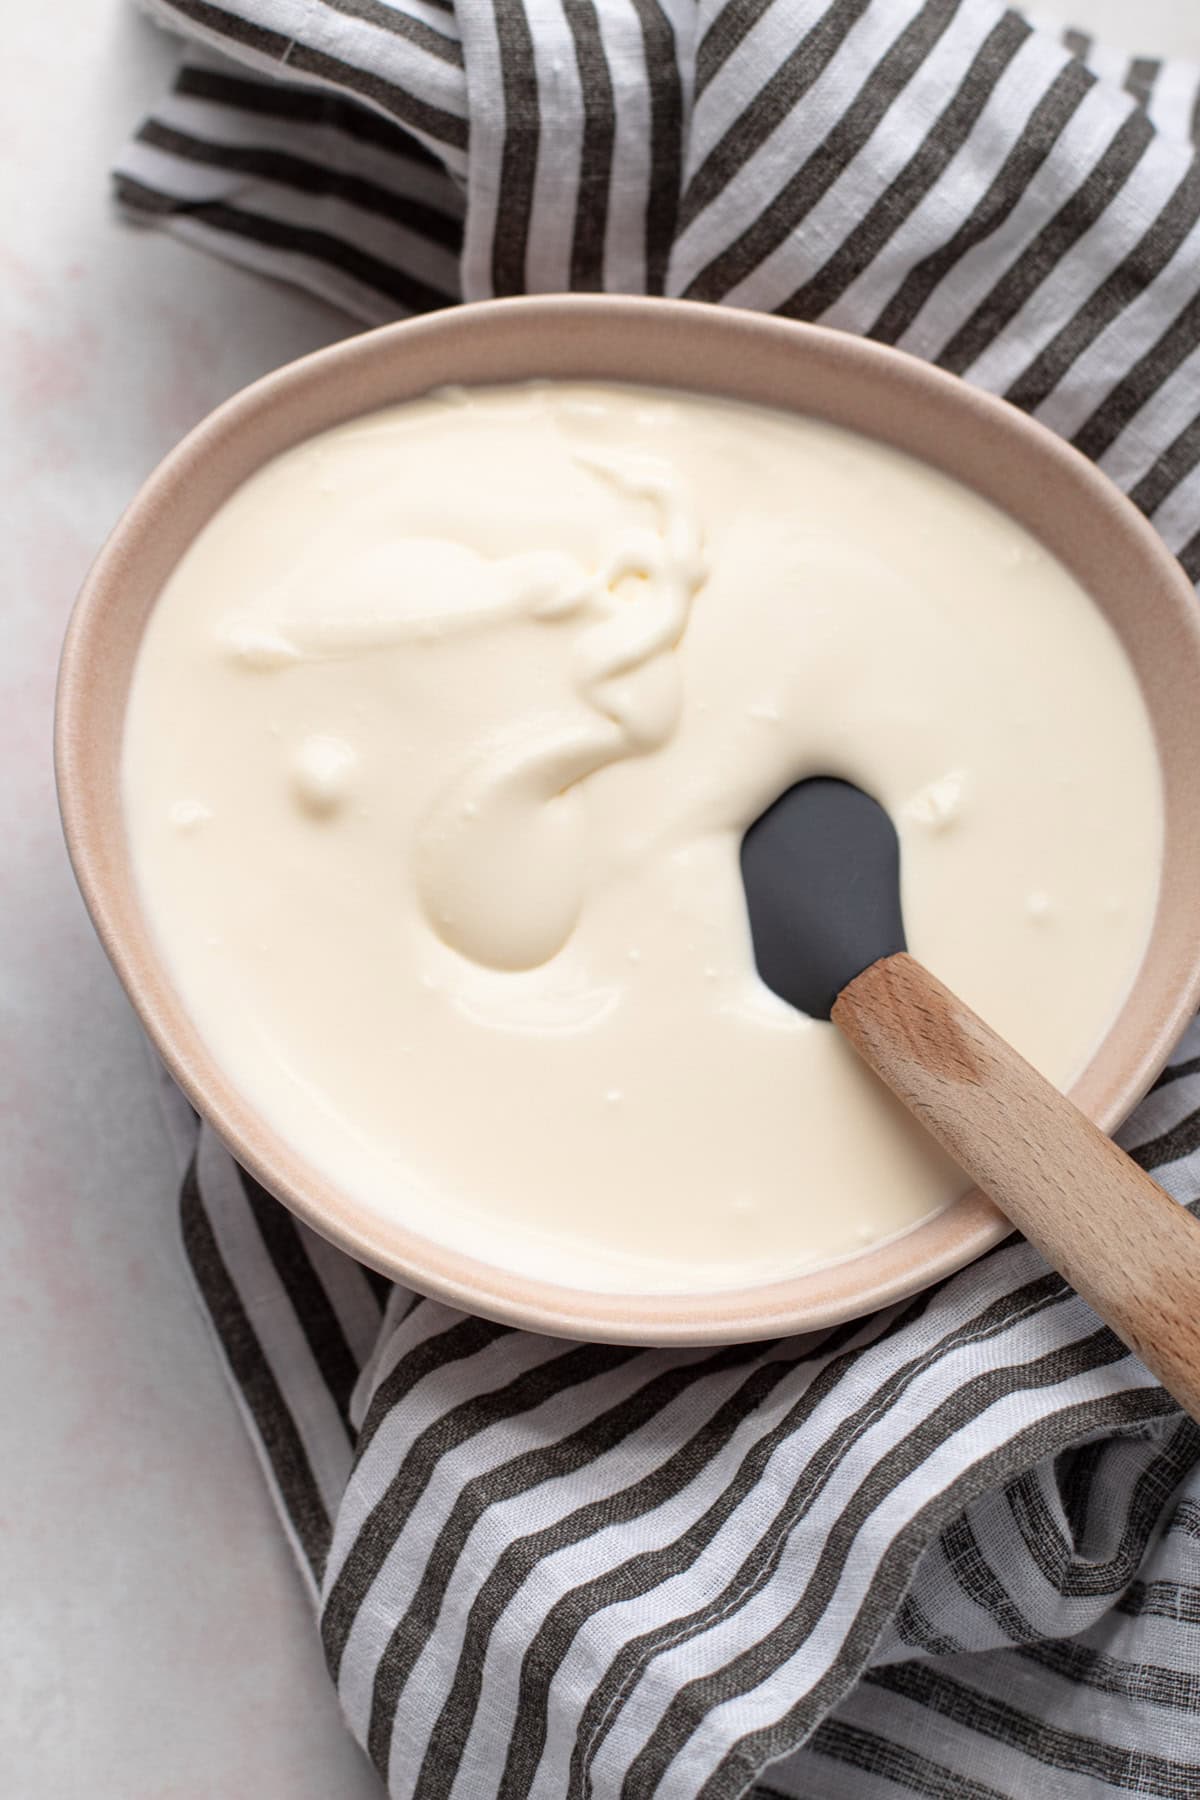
[56,296,1200,1344]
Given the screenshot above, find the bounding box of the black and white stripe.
[116,44,464,320]
[120,3,1200,1795]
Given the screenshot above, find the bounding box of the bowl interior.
[56,297,1200,1344]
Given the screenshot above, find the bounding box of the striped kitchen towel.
[119,4,1200,1796]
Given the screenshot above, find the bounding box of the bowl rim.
[55,294,1200,1345]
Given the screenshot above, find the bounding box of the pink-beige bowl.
[56,296,1200,1345]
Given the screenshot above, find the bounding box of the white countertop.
[3,1,1197,1793]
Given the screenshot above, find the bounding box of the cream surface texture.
[122,383,1163,1294]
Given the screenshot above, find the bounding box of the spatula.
[740,776,1200,1419]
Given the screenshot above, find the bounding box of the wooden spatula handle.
[833,951,1200,1419]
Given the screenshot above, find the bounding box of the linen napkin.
[118,5,1200,1795]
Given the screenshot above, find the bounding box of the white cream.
[122,383,1163,1294]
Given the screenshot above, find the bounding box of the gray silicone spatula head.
[739,777,907,1020]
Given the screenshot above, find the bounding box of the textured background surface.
[2,1,1197,1793]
